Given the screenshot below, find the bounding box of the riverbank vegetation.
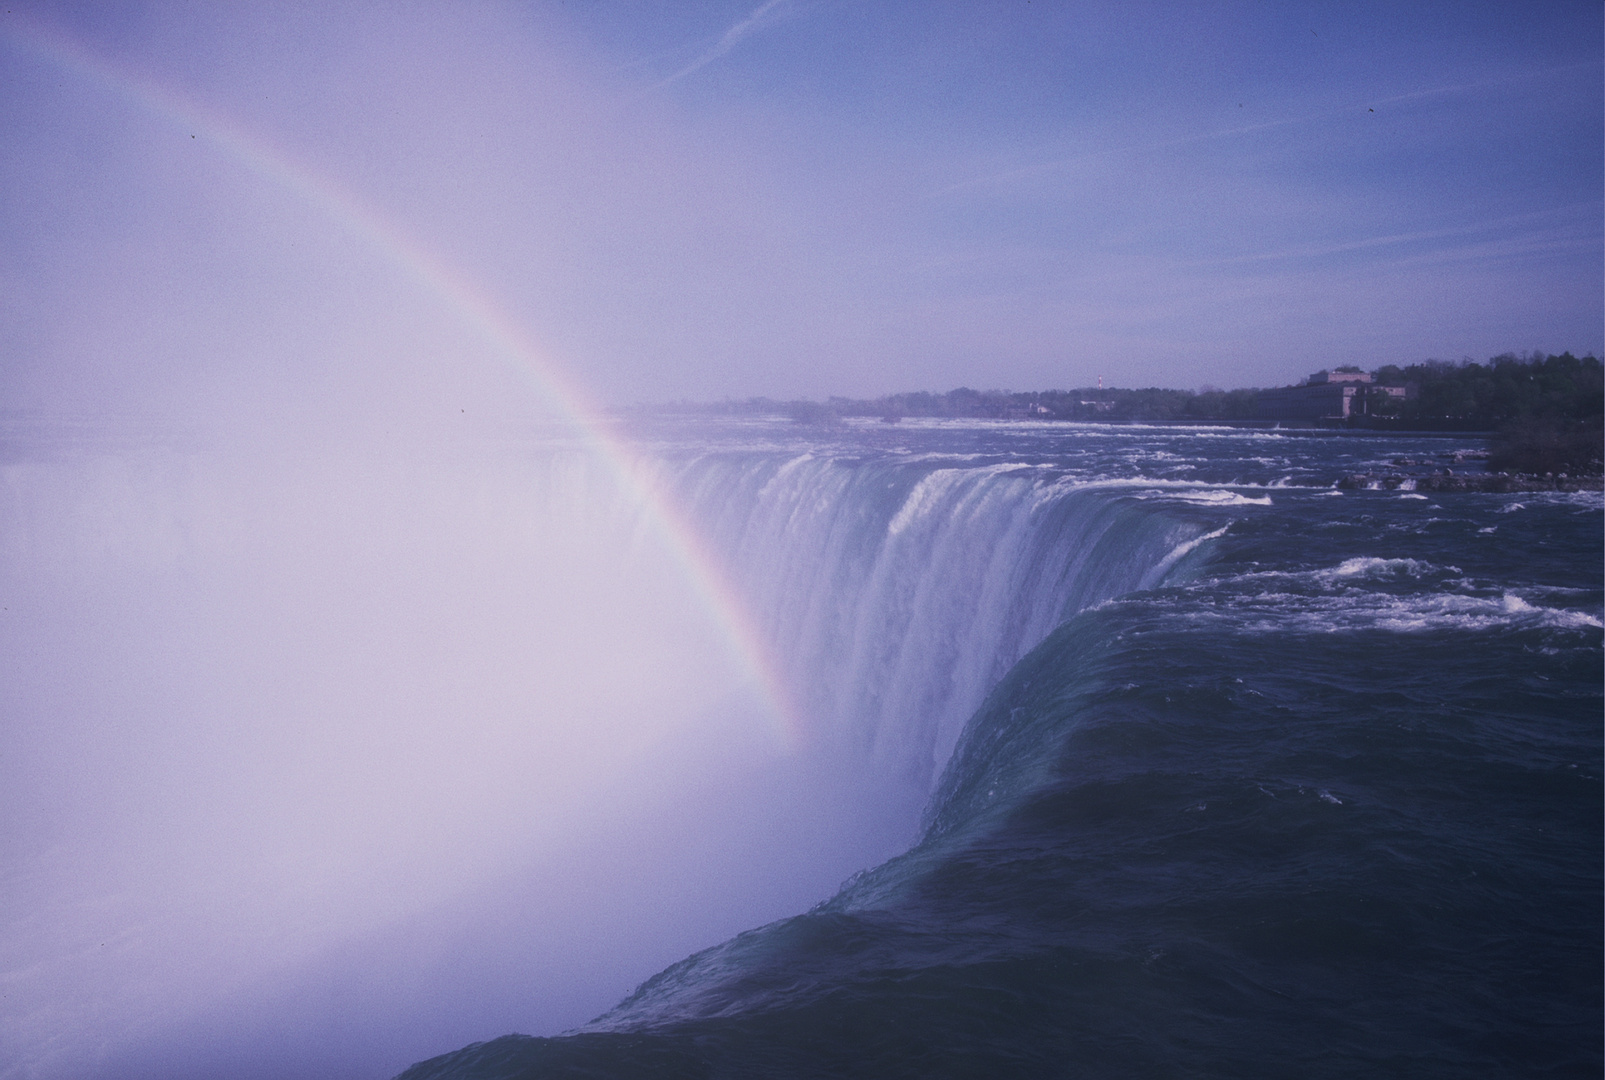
[675,354,1600,472]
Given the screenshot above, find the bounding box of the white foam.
[1224,590,1603,634]
[1175,490,1273,506]
[1141,524,1232,589]
[1129,558,1602,635]
[1330,557,1449,579]
[1126,487,1273,506]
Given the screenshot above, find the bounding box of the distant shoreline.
[658,352,1600,434]
[654,352,1602,474]
[647,411,1503,436]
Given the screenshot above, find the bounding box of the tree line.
[686,352,1600,429]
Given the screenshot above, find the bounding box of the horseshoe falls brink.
[2,418,1598,1079]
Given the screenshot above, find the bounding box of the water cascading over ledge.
[662,450,1215,787]
[396,424,1601,1080]
[4,422,1222,1080]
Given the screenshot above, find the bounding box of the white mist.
[0,423,921,1079]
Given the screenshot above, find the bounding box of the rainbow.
[2,16,802,750]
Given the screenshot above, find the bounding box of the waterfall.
[667,451,1205,786]
[0,422,1211,1080]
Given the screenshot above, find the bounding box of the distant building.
[1258,369,1407,420]
[1307,368,1371,385]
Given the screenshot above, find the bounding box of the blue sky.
[1,1,1599,408]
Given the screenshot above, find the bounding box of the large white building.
[1258,369,1406,420]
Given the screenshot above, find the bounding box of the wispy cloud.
[1203,204,1602,269]
[933,61,1601,198]
[655,0,794,89]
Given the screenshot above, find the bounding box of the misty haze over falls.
[4,418,1598,1080]
[0,418,1210,1080]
